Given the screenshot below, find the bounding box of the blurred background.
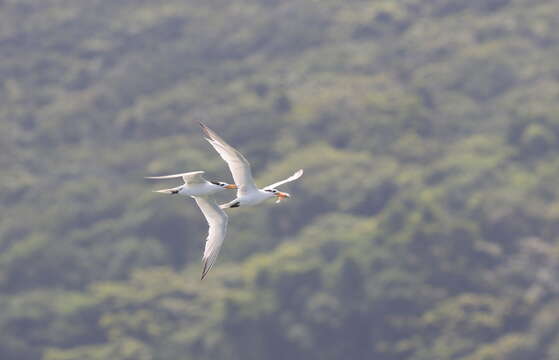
[2,0,559,359]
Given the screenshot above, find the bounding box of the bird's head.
[211,181,237,189]
[265,188,291,203]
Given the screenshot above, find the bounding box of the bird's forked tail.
[219,200,240,209]
[153,187,180,194]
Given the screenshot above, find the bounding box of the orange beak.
[275,192,291,203]
[225,184,237,189]
[277,192,290,199]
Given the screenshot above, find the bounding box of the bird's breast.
[180,183,220,196]
[239,190,273,205]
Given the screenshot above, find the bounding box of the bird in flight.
[145,170,236,196]
[147,170,233,279]
[149,123,303,279]
[199,122,303,209]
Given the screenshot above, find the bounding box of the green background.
[2,0,559,359]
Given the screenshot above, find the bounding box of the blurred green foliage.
[2,0,559,359]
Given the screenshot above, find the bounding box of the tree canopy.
[2,0,559,359]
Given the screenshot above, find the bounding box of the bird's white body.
[200,123,303,209]
[222,189,276,208]
[146,171,236,197]
[177,182,223,196]
[240,190,275,205]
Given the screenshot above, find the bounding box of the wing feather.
[193,196,228,280]
[200,122,257,195]
[264,169,304,190]
[146,171,206,184]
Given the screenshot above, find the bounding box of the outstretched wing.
[145,171,206,184]
[264,169,304,190]
[199,122,258,196]
[193,196,229,280]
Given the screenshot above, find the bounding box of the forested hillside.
[2,0,559,359]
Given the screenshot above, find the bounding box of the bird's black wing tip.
[201,261,209,280]
[198,122,212,138]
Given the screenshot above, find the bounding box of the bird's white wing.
[200,122,258,195]
[193,196,228,280]
[264,169,304,190]
[145,171,206,184]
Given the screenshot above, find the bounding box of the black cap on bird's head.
[211,181,237,189]
[265,188,291,203]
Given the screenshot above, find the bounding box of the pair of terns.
[147,123,303,279]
